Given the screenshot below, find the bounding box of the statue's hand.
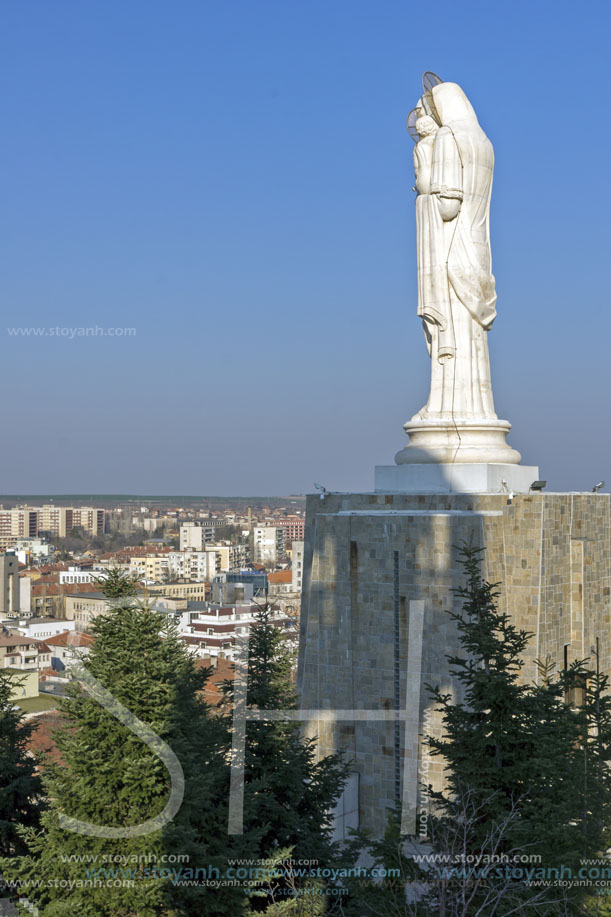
[437,194,461,221]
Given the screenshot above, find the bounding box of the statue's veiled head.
[431,82,479,128]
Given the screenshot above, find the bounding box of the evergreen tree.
[2,574,250,916]
[96,566,140,597]
[222,603,350,911]
[339,806,423,917]
[422,543,611,914]
[0,671,43,857]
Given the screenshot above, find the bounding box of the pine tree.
[222,603,351,912]
[1,574,250,916]
[422,543,611,914]
[0,670,43,857]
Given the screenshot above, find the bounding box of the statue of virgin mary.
[411,77,497,419]
[396,75,521,465]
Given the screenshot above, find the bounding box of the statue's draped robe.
[414,83,498,420]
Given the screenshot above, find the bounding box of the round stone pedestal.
[394,418,521,465]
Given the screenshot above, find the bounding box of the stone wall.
[297,491,611,836]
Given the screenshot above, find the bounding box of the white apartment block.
[179,522,231,551]
[168,551,216,582]
[180,603,296,661]
[253,526,285,565]
[180,522,208,551]
[291,541,304,592]
[60,567,105,585]
[14,617,76,641]
[12,538,54,564]
[168,545,249,583]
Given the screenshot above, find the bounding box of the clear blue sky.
[1,0,609,495]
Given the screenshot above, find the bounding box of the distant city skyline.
[2,0,610,494]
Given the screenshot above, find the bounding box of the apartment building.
[0,635,50,670]
[0,508,38,550]
[59,567,103,585]
[129,553,171,582]
[291,541,304,592]
[253,526,285,565]
[45,631,94,672]
[180,602,295,661]
[180,522,212,551]
[167,551,216,582]
[30,581,100,619]
[14,617,76,641]
[275,517,306,547]
[0,505,105,548]
[145,581,208,601]
[65,592,114,631]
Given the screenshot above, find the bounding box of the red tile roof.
[43,632,94,648]
[195,657,235,706]
[0,636,39,648]
[268,570,292,584]
[31,582,100,597]
[26,712,65,767]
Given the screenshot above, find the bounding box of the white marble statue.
[413,80,497,419]
[395,74,521,466]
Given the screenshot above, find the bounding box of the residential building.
[267,570,293,593]
[179,602,295,661]
[0,508,38,550]
[167,551,216,583]
[59,567,103,586]
[275,517,306,547]
[253,526,285,565]
[7,668,39,702]
[0,504,105,547]
[145,581,208,601]
[65,592,114,632]
[180,522,211,551]
[292,541,304,592]
[268,568,301,621]
[67,506,106,536]
[13,617,76,641]
[211,571,268,604]
[12,537,54,566]
[0,635,49,670]
[30,581,100,619]
[44,631,94,672]
[128,553,171,582]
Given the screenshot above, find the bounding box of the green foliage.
[96,566,140,597]
[422,542,611,913]
[0,671,43,857]
[1,592,249,916]
[339,806,423,916]
[223,603,351,911]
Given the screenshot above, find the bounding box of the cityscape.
[3,1,611,915]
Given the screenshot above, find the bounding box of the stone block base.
[298,489,611,837]
[375,463,540,494]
